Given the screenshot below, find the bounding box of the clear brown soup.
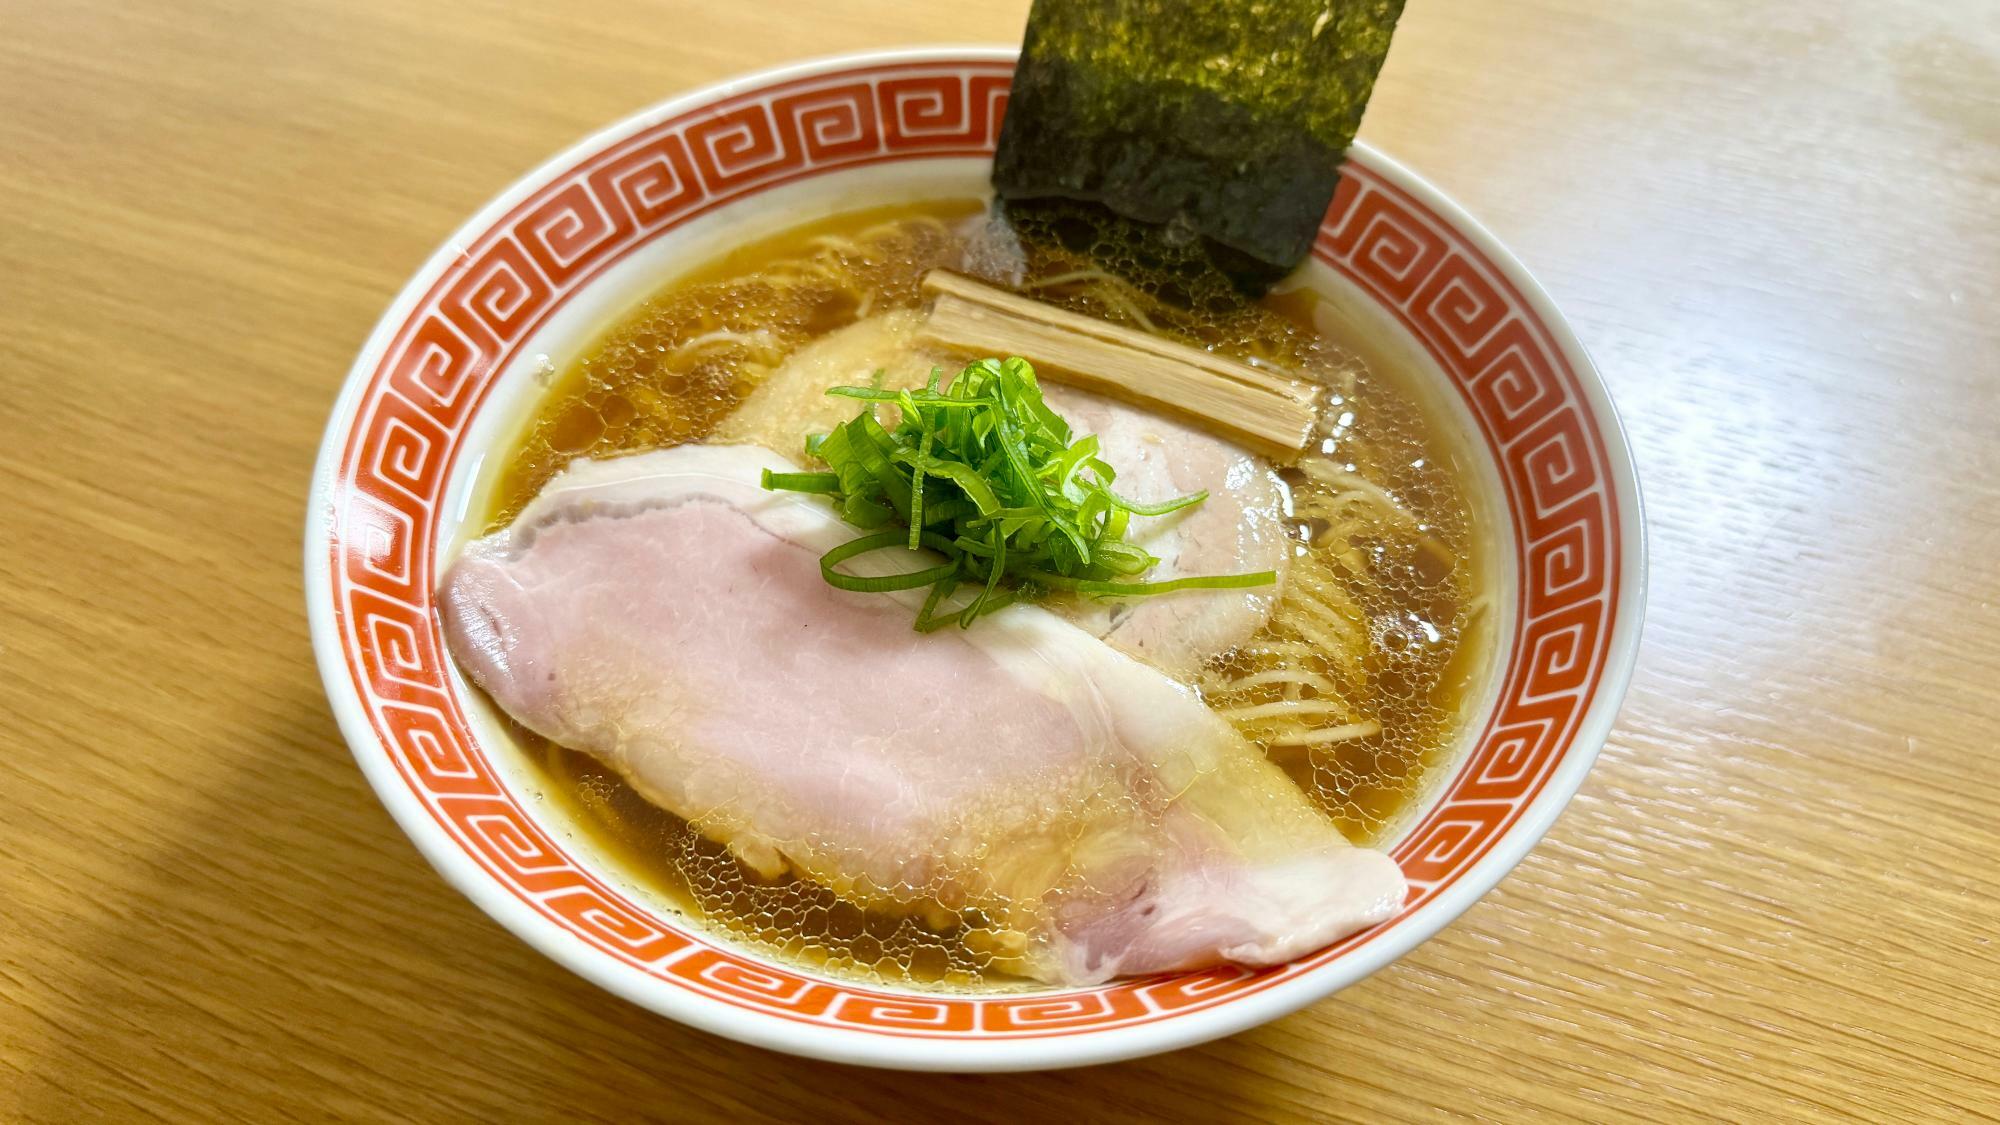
[479,199,1492,991]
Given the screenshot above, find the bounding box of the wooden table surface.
[3,0,1996,1119]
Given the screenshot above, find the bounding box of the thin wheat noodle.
[1218,699,1361,723]
[1216,667,1345,695]
[1267,720,1384,747]
[1283,587,1368,649]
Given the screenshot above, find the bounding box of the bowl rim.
[305,44,1646,1072]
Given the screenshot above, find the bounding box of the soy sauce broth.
[475,200,1493,990]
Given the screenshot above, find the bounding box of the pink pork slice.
[440,443,1404,985]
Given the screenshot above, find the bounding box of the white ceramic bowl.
[306,46,1644,1071]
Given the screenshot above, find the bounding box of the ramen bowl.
[305,46,1644,1071]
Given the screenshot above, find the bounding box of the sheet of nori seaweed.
[993,0,1405,281]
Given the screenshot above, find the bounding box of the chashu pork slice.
[440,443,1403,985]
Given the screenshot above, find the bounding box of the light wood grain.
[2,0,1996,1120]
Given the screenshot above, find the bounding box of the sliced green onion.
[1106,488,1208,517]
[820,530,959,592]
[761,469,841,494]
[913,571,963,632]
[907,418,934,550]
[755,355,1278,630]
[1029,569,1280,596]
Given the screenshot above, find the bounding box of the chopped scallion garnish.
[762,356,1275,629]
